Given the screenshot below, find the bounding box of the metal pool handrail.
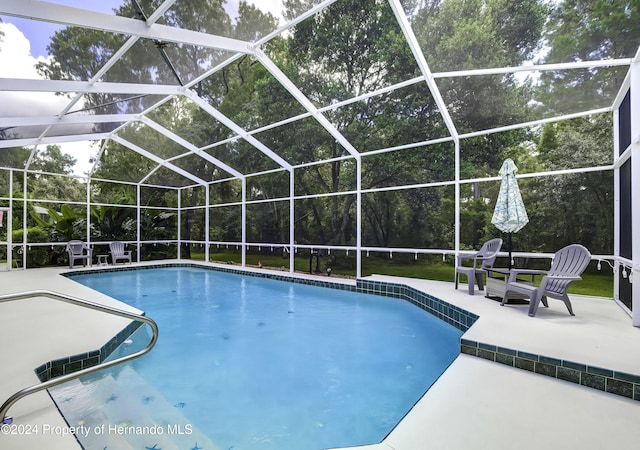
[0,289,158,424]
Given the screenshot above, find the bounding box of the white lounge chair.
[109,241,132,264]
[66,240,92,268]
[455,238,503,295]
[502,244,591,317]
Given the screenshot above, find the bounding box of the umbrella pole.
[508,232,513,269]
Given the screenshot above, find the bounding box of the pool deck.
[1,261,639,449]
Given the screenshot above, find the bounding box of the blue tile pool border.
[460,339,640,401]
[57,263,640,402]
[356,279,479,331]
[34,319,143,382]
[63,263,479,333]
[64,262,361,292]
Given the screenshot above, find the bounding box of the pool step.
[49,366,219,450]
[49,376,136,450]
[115,366,218,450]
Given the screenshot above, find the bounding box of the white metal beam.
[182,90,293,270]
[0,78,183,95]
[138,164,163,186]
[0,133,111,148]
[386,0,462,264]
[252,45,364,278]
[386,0,459,141]
[458,108,613,140]
[0,114,137,128]
[182,90,292,170]
[0,0,253,54]
[255,0,341,46]
[57,36,143,119]
[111,135,207,186]
[52,9,165,151]
[254,49,361,158]
[433,58,633,79]
[139,116,245,179]
[316,76,426,114]
[146,0,178,25]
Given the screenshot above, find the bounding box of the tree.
[285,0,433,245]
[27,145,85,202]
[31,203,87,241]
[536,0,640,114]
[235,2,279,41]
[283,0,324,21]
[525,115,613,254]
[414,0,546,167]
[90,191,137,241]
[525,0,640,255]
[0,147,32,169]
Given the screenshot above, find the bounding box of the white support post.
[8,169,14,270]
[356,157,362,279]
[177,187,182,260]
[241,178,247,268]
[0,206,11,272]
[86,178,91,248]
[454,140,461,266]
[205,186,210,263]
[136,184,141,263]
[630,59,640,326]
[612,108,621,305]
[22,170,27,270]
[290,169,295,274]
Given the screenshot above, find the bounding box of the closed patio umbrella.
[491,159,529,268]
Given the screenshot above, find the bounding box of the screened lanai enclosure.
[0,0,639,322]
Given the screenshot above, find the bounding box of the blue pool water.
[66,267,462,449]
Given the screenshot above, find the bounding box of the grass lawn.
[193,250,614,298]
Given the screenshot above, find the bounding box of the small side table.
[486,268,536,303]
[96,254,109,266]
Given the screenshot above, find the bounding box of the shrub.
[12,227,59,268]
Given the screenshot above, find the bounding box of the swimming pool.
[57,267,462,449]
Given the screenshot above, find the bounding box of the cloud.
[0,22,96,175]
[0,23,70,116]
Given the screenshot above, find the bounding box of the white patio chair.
[455,238,503,295]
[502,244,591,317]
[109,241,132,264]
[66,240,92,268]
